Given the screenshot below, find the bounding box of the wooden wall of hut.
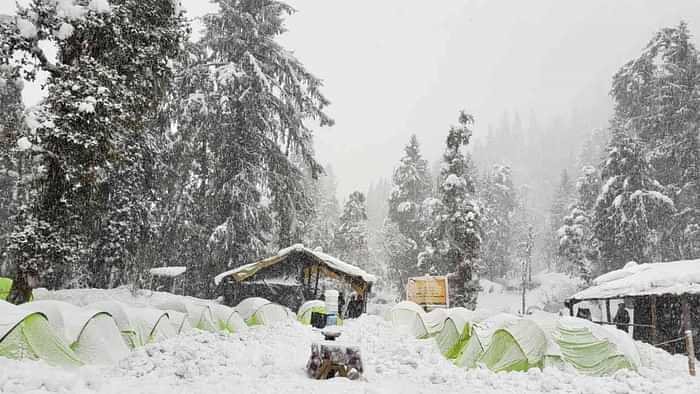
[634,294,700,356]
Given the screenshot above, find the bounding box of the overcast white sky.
[3,0,700,198]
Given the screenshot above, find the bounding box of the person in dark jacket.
[613,303,630,332]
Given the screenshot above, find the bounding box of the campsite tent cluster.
[0,289,295,367]
[389,301,642,376]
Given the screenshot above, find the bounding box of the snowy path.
[1,315,697,394]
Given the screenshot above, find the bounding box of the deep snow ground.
[1,314,697,394]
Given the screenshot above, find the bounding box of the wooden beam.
[313,264,321,298]
[651,295,658,345]
[605,299,611,323]
[681,294,690,334]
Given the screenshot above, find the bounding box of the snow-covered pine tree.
[385,135,432,291]
[545,169,575,270]
[419,111,481,309]
[556,165,600,281]
[304,165,341,253]
[557,207,593,283]
[2,0,187,294]
[611,22,700,260]
[333,191,370,269]
[479,164,518,280]
[161,0,332,296]
[593,136,675,271]
[0,58,27,277]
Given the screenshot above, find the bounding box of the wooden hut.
[565,259,700,356]
[214,244,377,312]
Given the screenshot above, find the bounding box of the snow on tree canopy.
[89,0,112,14]
[16,136,32,151]
[569,258,700,300]
[15,18,37,39]
[55,23,75,40]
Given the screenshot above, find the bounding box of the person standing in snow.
[614,303,630,332]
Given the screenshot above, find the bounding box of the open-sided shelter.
[214,244,376,312]
[565,259,700,356]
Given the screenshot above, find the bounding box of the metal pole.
[685,330,696,376]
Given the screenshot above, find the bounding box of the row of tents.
[0,294,295,367]
[389,301,642,376]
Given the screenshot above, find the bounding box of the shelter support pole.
[685,330,696,376]
[568,303,574,317]
[651,295,658,345]
[314,264,320,298]
[605,300,611,323]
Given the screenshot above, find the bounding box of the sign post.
[406,276,449,310]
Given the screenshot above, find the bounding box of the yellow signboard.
[406,276,449,307]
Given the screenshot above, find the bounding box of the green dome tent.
[297,300,326,325]
[87,301,143,349]
[126,306,177,344]
[553,316,641,375]
[88,301,177,347]
[235,297,291,326]
[0,300,82,367]
[453,313,520,369]
[20,300,130,365]
[434,308,490,359]
[478,317,549,372]
[390,301,449,339]
[165,310,194,334]
[208,303,248,333]
[155,299,218,332]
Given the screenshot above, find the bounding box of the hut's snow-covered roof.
[568,259,700,301]
[214,243,377,285]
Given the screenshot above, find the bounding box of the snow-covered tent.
[478,317,549,372]
[0,300,82,366]
[208,303,247,333]
[434,308,490,359]
[234,297,291,326]
[155,299,217,332]
[126,306,177,343]
[165,310,194,334]
[297,300,326,325]
[553,316,641,375]
[20,300,129,365]
[87,301,143,348]
[390,301,448,338]
[454,313,520,369]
